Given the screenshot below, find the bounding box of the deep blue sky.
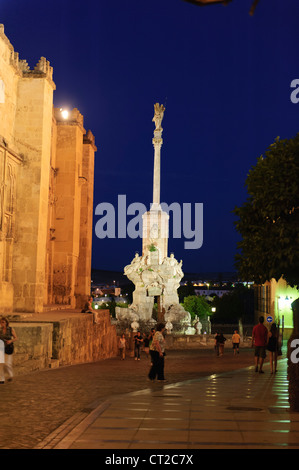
[1,0,299,275]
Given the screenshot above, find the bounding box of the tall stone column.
[122,103,190,329]
[51,108,85,307]
[75,130,97,308]
[151,103,165,209]
[12,59,55,312]
[142,103,168,263]
[152,130,163,208]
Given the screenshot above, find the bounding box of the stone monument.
[117,104,190,331]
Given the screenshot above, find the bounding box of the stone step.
[13,358,50,377]
[49,359,60,369]
[43,304,73,311]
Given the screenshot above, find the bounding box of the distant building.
[92,294,128,309]
[0,25,96,313]
[92,285,121,297]
[194,288,231,298]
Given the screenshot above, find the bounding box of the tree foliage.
[178,281,195,302]
[234,135,299,289]
[212,285,254,323]
[182,295,212,320]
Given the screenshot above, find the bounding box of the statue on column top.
[152,103,165,131]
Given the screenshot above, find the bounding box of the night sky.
[1,0,299,276]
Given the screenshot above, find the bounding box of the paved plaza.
[0,347,298,451]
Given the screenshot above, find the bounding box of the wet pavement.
[0,347,296,450]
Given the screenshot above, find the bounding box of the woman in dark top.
[215,332,226,357]
[267,323,279,374]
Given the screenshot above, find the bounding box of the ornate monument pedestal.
[117,103,190,332]
[120,250,190,328]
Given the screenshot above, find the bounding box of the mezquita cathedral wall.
[0,25,96,314]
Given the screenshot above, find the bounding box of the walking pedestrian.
[143,333,150,359]
[214,332,219,355]
[252,316,268,373]
[148,322,166,382]
[134,331,143,360]
[232,330,241,355]
[267,323,279,374]
[118,333,127,360]
[148,328,156,364]
[215,333,226,356]
[0,317,17,384]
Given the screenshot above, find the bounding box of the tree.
[234,134,299,290]
[211,285,254,323]
[178,281,195,302]
[183,295,211,321]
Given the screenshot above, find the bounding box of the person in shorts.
[252,316,268,373]
[232,330,241,355]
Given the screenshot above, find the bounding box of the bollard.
[287,298,299,411]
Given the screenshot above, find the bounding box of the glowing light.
[60,108,69,119]
[277,295,294,329]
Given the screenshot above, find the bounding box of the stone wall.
[10,311,118,376]
[51,311,118,365]
[11,322,53,374]
[165,334,252,350]
[114,331,253,358]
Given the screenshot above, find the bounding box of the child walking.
[118,334,127,360]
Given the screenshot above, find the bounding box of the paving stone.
[0,348,265,449]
